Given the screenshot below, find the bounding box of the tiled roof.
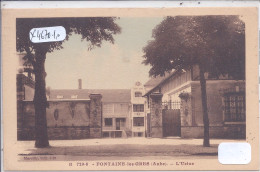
[50,89,131,103]
[143,70,179,97]
[144,72,173,87]
[144,75,168,87]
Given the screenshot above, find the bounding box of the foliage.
[17,17,121,68]
[178,92,190,102]
[143,16,245,79]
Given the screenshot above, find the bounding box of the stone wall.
[17,94,102,140]
[89,94,102,138]
[149,93,163,138]
[180,97,192,127]
[18,126,90,140]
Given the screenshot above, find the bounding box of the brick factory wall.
[179,80,245,139]
[191,80,245,126]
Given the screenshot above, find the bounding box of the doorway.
[162,109,181,137]
[116,118,126,130]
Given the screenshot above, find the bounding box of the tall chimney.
[78,79,82,89]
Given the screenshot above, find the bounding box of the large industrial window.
[104,118,113,126]
[133,117,144,126]
[223,93,245,122]
[133,104,144,112]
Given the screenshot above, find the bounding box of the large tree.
[17,18,121,148]
[143,16,245,147]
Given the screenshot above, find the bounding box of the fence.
[161,101,180,110]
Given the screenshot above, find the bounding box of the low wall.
[18,126,90,140]
[181,125,246,139]
[17,94,102,140]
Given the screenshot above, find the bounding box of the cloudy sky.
[45,17,163,89]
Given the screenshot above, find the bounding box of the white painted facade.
[131,81,146,137]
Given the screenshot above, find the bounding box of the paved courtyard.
[18,138,245,161]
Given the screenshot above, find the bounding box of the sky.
[45,17,163,89]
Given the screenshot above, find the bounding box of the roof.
[144,75,168,87]
[50,89,131,103]
[143,70,180,97]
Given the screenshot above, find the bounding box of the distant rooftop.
[50,89,131,103]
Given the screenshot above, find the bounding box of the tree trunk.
[34,49,49,148]
[199,66,210,147]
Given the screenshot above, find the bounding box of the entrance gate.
[162,101,181,137]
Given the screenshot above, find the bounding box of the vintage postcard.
[2,4,259,171]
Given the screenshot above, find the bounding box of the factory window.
[223,93,245,122]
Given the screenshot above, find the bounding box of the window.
[104,118,113,126]
[133,132,143,137]
[103,132,109,138]
[224,93,245,122]
[135,92,142,97]
[133,117,144,126]
[56,95,63,99]
[71,95,78,99]
[133,104,144,112]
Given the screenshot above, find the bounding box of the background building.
[131,82,146,137]
[50,87,132,138]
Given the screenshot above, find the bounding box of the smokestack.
[78,79,82,89]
